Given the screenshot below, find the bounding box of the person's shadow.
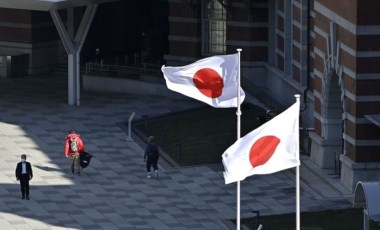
[34,165,64,173]
[2,162,96,229]
[1,181,91,228]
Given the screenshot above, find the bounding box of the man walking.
[64,129,85,175]
[144,136,160,179]
[15,154,33,200]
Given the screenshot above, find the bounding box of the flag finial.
[294,94,300,102]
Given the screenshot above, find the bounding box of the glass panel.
[202,0,226,55]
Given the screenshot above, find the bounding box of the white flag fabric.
[161,54,245,108]
[222,100,300,184]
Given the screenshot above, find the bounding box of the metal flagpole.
[295,94,301,230]
[236,48,242,230]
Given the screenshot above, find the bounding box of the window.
[202,0,227,55]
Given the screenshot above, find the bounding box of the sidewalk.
[0,75,353,229]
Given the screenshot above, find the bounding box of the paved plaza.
[0,75,353,229]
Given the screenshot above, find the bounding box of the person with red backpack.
[64,130,85,175]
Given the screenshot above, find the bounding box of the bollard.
[126,112,136,142]
[252,210,260,229]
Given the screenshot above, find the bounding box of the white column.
[50,4,98,106]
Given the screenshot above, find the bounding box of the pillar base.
[340,155,380,192]
[309,132,342,169]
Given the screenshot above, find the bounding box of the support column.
[68,54,77,104]
[50,4,98,106]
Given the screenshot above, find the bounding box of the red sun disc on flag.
[193,68,224,98]
[249,135,280,167]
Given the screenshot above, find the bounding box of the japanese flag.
[222,99,300,184]
[161,54,245,108]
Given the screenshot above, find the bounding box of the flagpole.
[236,48,242,230]
[295,94,301,230]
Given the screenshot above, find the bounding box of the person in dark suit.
[15,154,33,200]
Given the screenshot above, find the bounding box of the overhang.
[364,114,380,128]
[0,0,116,11]
[353,181,380,221]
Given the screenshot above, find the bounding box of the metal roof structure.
[0,0,115,11]
[353,181,380,230]
[365,114,380,128]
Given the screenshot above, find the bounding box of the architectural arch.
[310,21,345,169]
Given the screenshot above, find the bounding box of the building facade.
[0,0,379,191]
[165,0,380,192]
[0,8,64,76]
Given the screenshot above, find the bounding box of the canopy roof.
[353,181,380,221]
[0,0,116,11]
[365,114,380,128]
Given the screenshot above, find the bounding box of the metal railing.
[85,61,161,76]
[241,75,285,112]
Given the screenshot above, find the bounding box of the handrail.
[241,75,284,111]
[85,61,161,75]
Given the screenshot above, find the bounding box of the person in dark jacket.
[15,154,33,200]
[144,136,160,178]
[64,129,85,175]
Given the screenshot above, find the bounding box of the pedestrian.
[64,129,85,176]
[144,136,160,179]
[15,154,33,200]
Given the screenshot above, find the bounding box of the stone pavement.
[0,75,353,230]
